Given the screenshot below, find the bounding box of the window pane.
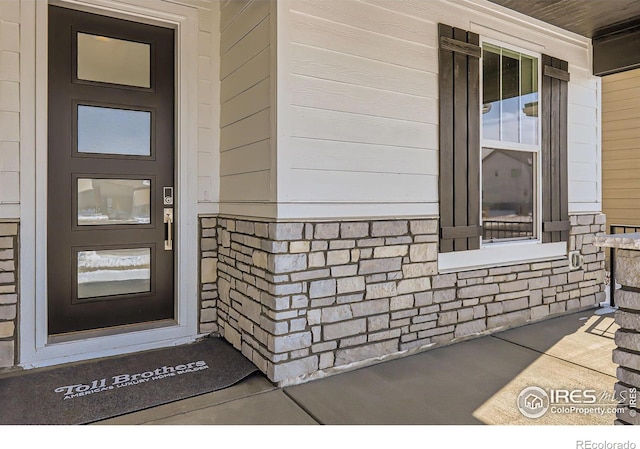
[77,33,150,88]
[501,50,520,143]
[482,46,501,141]
[482,148,535,241]
[78,105,151,156]
[520,55,539,145]
[77,248,150,299]
[78,178,151,225]
[482,44,539,145]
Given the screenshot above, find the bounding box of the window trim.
[438,240,567,273]
[479,37,543,248]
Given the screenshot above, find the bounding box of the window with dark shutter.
[438,24,570,255]
[438,24,481,253]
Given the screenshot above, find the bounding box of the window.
[482,148,535,241]
[438,24,569,258]
[481,43,540,243]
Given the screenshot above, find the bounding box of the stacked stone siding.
[613,288,640,425]
[0,222,18,369]
[603,249,640,425]
[200,217,219,334]
[202,213,606,384]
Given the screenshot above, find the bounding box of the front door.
[47,6,175,335]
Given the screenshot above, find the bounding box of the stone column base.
[612,289,640,424]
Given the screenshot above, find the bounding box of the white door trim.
[19,0,200,368]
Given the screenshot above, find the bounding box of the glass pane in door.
[77,32,151,88]
[77,178,151,225]
[77,105,151,156]
[77,248,151,299]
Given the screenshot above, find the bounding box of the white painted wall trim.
[208,1,221,205]
[569,204,603,214]
[595,74,603,208]
[197,202,219,216]
[0,204,19,219]
[274,0,290,207]
[19,0,200,367]
[438,241,568,273]
[270,0,279,204]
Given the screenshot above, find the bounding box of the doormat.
[0,337,259,425]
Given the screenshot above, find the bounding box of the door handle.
[164,208,173,250]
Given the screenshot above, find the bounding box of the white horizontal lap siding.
[287,169,439,203]
[0,0,20,217]
[278,0,599,218]
[568,65,601,212]
[290,140,438,176]
[281,0,438,208]
[219,0,272,205]
[289,75,437,125]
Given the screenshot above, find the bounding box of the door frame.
[19,0,201,367]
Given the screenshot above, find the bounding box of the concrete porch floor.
[97,307,619,425]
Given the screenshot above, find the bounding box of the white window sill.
[438,241,567,273]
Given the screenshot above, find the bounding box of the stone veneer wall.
[203,213,606,384]
[0,222,18,369]
[613,292,640,425]
[607,250,640,425]
[200,217,219,334]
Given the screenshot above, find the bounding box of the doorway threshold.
[48,319,178,345]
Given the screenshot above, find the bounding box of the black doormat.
[0,337,259,425]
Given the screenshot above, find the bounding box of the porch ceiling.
[488,0,640,38]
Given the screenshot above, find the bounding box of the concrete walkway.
[97,307,619,425]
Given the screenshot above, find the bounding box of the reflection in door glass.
[78,178,151,225]
[77,32,151,88]
[78,105,151,156]
[77,248,151,299]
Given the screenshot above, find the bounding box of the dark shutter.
[541,55,570,243]
[438,24,481,253]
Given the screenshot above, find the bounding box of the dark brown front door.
[47,6,175,335]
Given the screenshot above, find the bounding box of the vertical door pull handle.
[164,208,173,250]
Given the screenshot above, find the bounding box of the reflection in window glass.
[77,33,150,88]
[482,44,538,145]
[78,105,151,156]
[520,56,538,145]
[77,248,151,299]
[501,49,520,143]
[482,45,500,141]
[78,178,150,225]
[482,148,535,241]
